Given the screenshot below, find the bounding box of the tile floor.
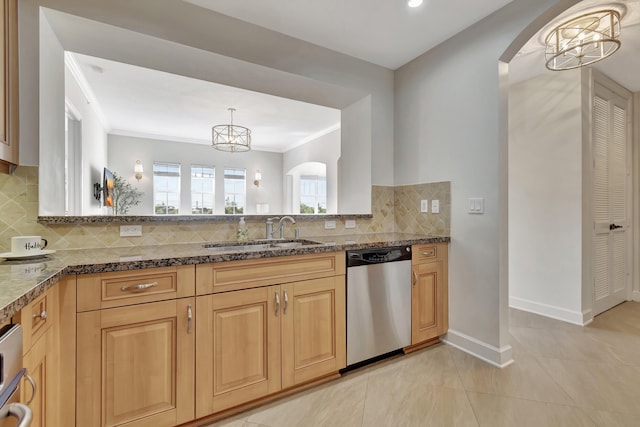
[205,302,640,427]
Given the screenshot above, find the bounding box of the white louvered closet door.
[592,82,632,316]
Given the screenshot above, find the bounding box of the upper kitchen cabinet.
[0,0,18,173]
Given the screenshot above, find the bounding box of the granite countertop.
[0,233,449,323]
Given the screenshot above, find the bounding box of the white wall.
[635,92,640,301]
[108,135,282,215]
[340,97,372,214]
[64,65,108,215]
[37,11,66,215]
[283,129,340,213]
[394,0,577,365]
[508,70,584,323]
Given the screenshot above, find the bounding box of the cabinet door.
[281,276,346,389]
[0,0,18,170]
[196,286,281,416]
[77,298,195,427]
[22,328,55,427]
[411,261,447,344]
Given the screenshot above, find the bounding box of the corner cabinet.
[195,252,346,416]
[75,266,196,427]
[411,243,449,345]
[0,0,19,172]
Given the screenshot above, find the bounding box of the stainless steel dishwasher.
[346,246,412,366]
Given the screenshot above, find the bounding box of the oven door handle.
[4,403,33,427]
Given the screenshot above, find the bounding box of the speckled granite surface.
[0,233,449,323]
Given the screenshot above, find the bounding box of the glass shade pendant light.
[545,9,621,71]
[212,108,252,152]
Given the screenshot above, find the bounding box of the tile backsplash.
[0,167,450,252]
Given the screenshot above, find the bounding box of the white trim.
[64,52,111,131]
[509,295,592,326]
[442,329,514,368]
[633,290,640,302]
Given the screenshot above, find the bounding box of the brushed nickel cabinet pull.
[32,310,47,320]
[120,281,159,292]
[422,250,434,256]
[412,271,418,287]
[275,291,280,316]
[283,290,289,315]
[24,372,37,405]
[187,304,193,334]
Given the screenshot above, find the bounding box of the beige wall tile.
[0,167,450,251]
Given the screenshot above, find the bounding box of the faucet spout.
[271,216,296,239]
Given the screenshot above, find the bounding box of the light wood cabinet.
[0,0,19,173]
[77,297,195,427]
[195,286,281,416]
[411,243,449,345]
[16,285,60,427]
[281,277,345,389]
[75,266,196,427]
[21,326,55,427]
[196,263,346,415]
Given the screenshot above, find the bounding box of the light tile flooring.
[206,302,640,427]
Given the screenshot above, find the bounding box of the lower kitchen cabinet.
[196,276,345,416]
[411,243,449,344]
[281,277,345,388]
[17,284,60,427]
[76,298,195,427]
[21,321,56,427]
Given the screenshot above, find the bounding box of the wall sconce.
[253,170,262,187]
[134,160,144,182]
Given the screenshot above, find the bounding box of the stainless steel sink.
[203,239,321,252]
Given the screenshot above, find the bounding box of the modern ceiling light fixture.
[407,0,423,8]
[212,107,252,152]
[545,9,621,71]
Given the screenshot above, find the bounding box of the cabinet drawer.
[20,286,57,354]
[196,252,345,295]
[412,243,447,264]
[77,265,195,312]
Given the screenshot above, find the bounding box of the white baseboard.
[443,329,514,368]
[633,291,640,302]
[509,296,592,326]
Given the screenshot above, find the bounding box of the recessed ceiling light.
[407,0,423,8]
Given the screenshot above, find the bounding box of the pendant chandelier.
[545,9,621,71]
[212,108,251,152]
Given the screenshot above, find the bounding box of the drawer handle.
[32,310,47,320]
[283,290,289,315]
[120,281,159,292]
[422,250,435,256]
[275,291,280,316]
[412,271,418,287]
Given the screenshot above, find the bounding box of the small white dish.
[0,249,56,260]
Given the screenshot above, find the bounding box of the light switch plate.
[431,199,440,214]
[120,225,142,237]
[345,219,356,229]
[420,200,429,213]
[324,220,336,229]
[468,198,485,214]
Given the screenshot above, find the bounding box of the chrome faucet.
[266,216,295,239]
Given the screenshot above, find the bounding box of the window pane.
[191,165,215,215]
[154,162,181,215]
[224,168,246,214]
[299,175,326,214]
